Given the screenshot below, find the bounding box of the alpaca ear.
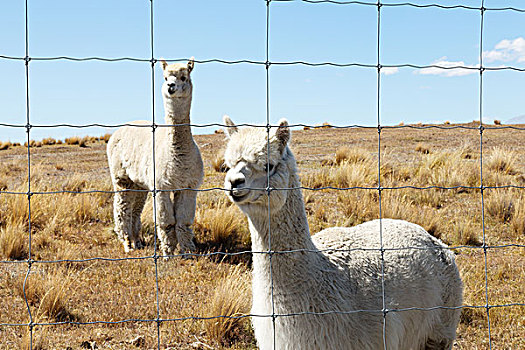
[159,59,168,71]
[187,57,195,73]
[275,118,290,149]
[223,115,238,138]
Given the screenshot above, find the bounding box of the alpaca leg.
[113,189,134,253]
[154,191,177,256]
[173,190,197,254]
[130,191,148,250]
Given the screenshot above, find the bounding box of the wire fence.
[0,0,524,349]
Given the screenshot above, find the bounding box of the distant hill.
[505,114,525,124]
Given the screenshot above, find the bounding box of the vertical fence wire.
[375,2,388,349]
[21,0,35,348]
[264,1,278,349]
[478,1,493,348]
[149,0,162,349]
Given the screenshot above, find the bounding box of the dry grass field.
[0,123,524,349]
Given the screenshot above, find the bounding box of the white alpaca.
[107,59,203,256]
[222,116,463,350]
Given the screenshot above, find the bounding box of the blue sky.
[0,0,524,143]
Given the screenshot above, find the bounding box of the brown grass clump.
[511,196,525,236]
[212,152,228,173]
[23,140,42,148]
[79,136,92,147]
[416,150,479,190]
[314,122,333,129]
[450,221,481,246]
[444,121,451,125]
[486,190,515,223]
[204,266,251,346]
[214,129,225,134]
[486,147,519,175]
[195,204,250,251]
[0,141,12,150]
[41,137,56,146]
[14,266,77,322]
[20,326,47,350]
[0,222,28,260]
[101,133,112,143]
[334,146,370,165]
[494,119,502,125]
[302,167,332,189]
[415,143,430,154]
[65,136,80,145]
[56,139,63,145]
[333,161,376,188]
[303,125,311,130]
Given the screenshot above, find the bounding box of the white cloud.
[381,67,399,76]
[418,57,479,77]
[483,37,525,63]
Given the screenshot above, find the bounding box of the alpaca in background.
[107,59,203,256]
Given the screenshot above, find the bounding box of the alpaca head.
[159,58,194,99]
[223,115,294,213]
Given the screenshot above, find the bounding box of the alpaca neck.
[163,96,193,147]
[249,187,315,253]
[248,173,329,295]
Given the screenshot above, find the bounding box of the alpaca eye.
[164,77,167,81]
[180,76,186,82]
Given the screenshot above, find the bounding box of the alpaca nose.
[231,177,245,189]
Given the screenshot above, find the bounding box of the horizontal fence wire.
[2,300,524,328]
[0,1,524,349]
[2,183,525,197]
[3,123,525,131]
[3,55,525,72]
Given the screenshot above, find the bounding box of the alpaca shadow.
[135,225,252,265]
[195,239,252,266]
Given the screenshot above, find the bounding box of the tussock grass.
[23,140,42,148]
[511,196,525,237]
[0,141,12,150]
[335,190,441,239]
[0,170,113,261]
[450,221,481,246]
[0,222,28,260]
[212,152,228,173]
[20,326,47,350]
[195,203,250,251]
[415,143,430,154]
[65,136,81,145]
[204,266,252,345]
[101,133,112,143]
[487,147,519,175]
[416,150,479,190]
[334,146,370,165]
[14,266,77,322]
[486,190,515,223]
[41,137,56,146]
